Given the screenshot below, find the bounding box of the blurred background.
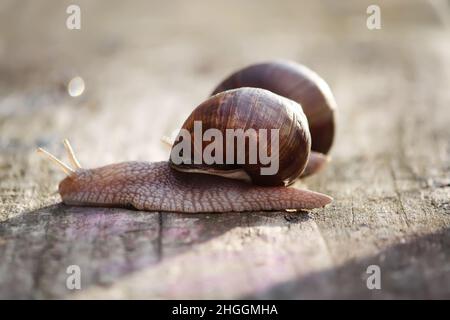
[0,0,449,299]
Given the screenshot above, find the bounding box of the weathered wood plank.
[0,0,449,299]
[0,206,161,299]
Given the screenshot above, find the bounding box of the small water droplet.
[67,76,85,97]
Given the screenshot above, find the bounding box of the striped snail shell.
[211,60,336,154]
[169,87,311,187]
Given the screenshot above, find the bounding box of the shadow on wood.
[0,203,310,299]
[242,226,450,299]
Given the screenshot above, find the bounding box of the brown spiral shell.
[211,60,336,154]
[169,87,311,186]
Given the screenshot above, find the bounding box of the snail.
[37,64,336,213]
[211,60,337,177]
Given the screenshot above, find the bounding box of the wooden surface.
[0,0,449,299]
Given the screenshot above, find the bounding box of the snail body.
[58,161,332,213]
[39,61,336,213]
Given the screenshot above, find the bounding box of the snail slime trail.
[170,120,280,177]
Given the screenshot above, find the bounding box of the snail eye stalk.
[37,138,82,175]
[37,147,75,176]
[63,139,82,169]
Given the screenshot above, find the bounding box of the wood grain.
[0,0,449,299]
